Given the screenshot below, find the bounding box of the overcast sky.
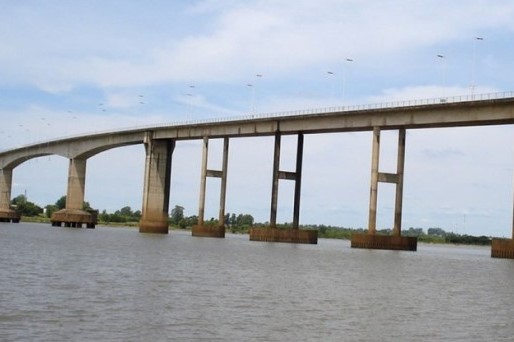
[1,0,514,236]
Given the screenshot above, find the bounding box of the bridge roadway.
[1,92,514,258]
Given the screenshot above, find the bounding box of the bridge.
[1,92,514,258]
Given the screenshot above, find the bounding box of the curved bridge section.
[1,93,514,257]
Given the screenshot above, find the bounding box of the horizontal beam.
[206,170,223,178]
[378,172,399,184]
[278,171,297,180]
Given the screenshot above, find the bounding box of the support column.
[139,135,174,234]
[66,158,87,210]
[351,127,416,251]
[51,157,97,228]
[292,133,304,229]
[0,168,20,223]
[192,137,229,238]
[219,137,229,226]
[250,133,317,244]
[368,127,380,235]
[197,137,209,227]
[270,132,281,228]
[393,128,406,236]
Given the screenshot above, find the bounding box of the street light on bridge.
[248,74,262,114]
[327,71,335,99]
[471,36,484,98]
[437,54,447,101]
[342,58,354,104]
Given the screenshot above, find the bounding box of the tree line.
[9,196,492,245]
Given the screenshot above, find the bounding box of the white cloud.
[2,1,514,91]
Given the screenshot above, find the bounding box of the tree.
[55,196,66,209]
[170,205,185,225]
[119,206,133,217]
[230,213,237,226]
[11,195,43,217]
[45,204,58,218]
[428,227,446,236]
[236,214,254,226]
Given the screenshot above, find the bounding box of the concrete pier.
[0,168,20,223]
[51,208,97,228]
[192,137,230,238]
[351,128,417,251]
[192,225,226,238]
[351,233,417,251]
[51,158,97,228]
[250,133,318,244]
[0,209,20,223]
[491,239,514,259]
[249,227,318,244]
[139,135,174,234]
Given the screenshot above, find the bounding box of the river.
[1,223,514,341]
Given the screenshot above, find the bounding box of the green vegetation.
[11,195,43,217]
[308,225,491,246]
[13,197,493,245]
[98,206,141,223]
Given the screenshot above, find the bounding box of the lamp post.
[248,74,262,114]
[471,36,484,99]
[437,54,446,101]
[327,71,335,99]
[342,58,353,104]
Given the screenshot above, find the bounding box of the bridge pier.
[139,135,174,234]
[0,168,20,223]
[192,137,229,238]
[351,127,417,251]
[51,158,97,228]
[250,133,318,244]
[491,184,514,258]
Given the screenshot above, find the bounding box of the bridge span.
[1,92,514,258]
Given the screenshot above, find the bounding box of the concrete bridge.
[1,92,514,258]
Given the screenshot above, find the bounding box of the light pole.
[471,36,484,98]
[437,54,446,101]
[342,58,353,104]
[248,74,262,114]
[327,71,335,99]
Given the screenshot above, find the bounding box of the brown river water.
[1,223,514,341]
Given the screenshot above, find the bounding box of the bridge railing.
[3,90,514,153]
[148,90,514,128]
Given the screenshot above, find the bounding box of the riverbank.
[16,217,495,246]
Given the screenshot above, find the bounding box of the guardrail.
[117,90,514,131]
[3,90,514,153]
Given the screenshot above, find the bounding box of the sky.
[1,0,514,237]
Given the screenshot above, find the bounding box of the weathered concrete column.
[51,157,96,228]
[352,127,416,251]
[192,137,229,238]
[0,168,13,211]
[139,135,174,234]
[393,128,406,236]
[270,132,281,228]
[66,158,87,210]
[218,137,229,226]
[368,127,380,235]
[0,168,20,223]
[292,133,304,229]
[197,137,209,226]
[250,133,317,244]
